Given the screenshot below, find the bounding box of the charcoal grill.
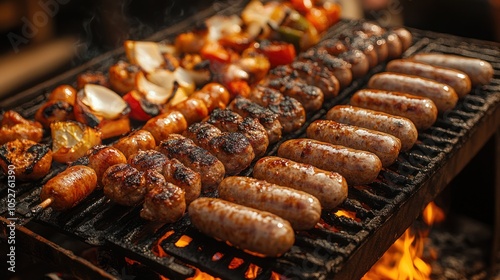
[1,1,499,278]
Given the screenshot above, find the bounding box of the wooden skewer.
[29,197,53,217]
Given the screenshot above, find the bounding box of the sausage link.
[218,176,321,230]
[157,134,225,192]
[386,59,472,97]
[113,129,156,159]
[350,89,438,131]
[277,138,382,186]
[162,158,201,205]
[143,111,188,145]
[188,197,295,257]
[253,156,348,210]
[411,53,493,86]
[326,105,418,151]
[306,120,401,167]
[87,145,127,187]
[40,165,97,211]
[102,163,146,206]
[368,72,458,112]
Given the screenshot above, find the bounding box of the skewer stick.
[30,197,53,217]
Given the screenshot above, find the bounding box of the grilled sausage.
[382,31,403,59]
[253,156,348,210]
[411,53,494,86]
[368,35,389,63]
[306,120,401,167]
[250,85,306,134]
[317,38,348,56]
[269,60,340,99]
[128,150,169,173]
[76,71,109,89]
[157,134,225,192]
[386,59,472,97]
[190,82,231,112]
[392,27,413,51]
[102,163,146,206]
[113,129,156,159]
[350,89,438,131]
[337,49,370,79]
[326,105,418,151]
[167,98,209,125]
[162,158,201,205]
[48,85,77,105]
[87,145,127,187]
[35,100,74,128]
[263,76,324,112]
[368,72,458,112]
[188,197,295,257]
[277,138,382,186]
[108,60,140,95]
[228,96,283,144]
[300,49,353,88]
[0,139,52,181]
[184,122,255,175]
[40,165,97,211]
[206,108,269,158]
[140,180,186,223]
[143,111,188,144]
[218,176,321,230]
[1,110,44,144]
[345,35,378,69]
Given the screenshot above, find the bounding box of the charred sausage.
[157,134,225,192]
[411,53,493,86]
[218,176,321,230]
[350,89,438,131]
[188,197,295,257]
[102,163,146,206]
[0,139,52,181]
[326,105,418,151]
[368,72,458,112]
[140,179,186,223]
[386,59,472,97]
[162,158,201,205]
[253,156,348,210]
[306,120,402,167]
[40,165,97,211]
[277,138,382,186]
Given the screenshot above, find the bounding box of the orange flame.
[124,257,142,266]
[362,202,445,280]
[245,264,261,279]
[152,230,174,258]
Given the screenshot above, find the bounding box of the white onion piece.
[158,43,179,56]
[205,15,242,42]
[174,67,196,93]
[137,71,174,104]
[81,84,128,119]
[224,64,249,82]
[125,40,164,73]
[183,68,211,86]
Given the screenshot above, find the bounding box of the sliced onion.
[224,64,249,82]
[81,84,128,119]
[125,40,164,73]
[137,70,174,104]
[158,42,179,56]
[174,67,196,94]
[205,15,242,42]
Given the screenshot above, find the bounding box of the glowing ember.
[186,268,221,280]
[125,257,142,266]
[335,209,359,221]
[245,264,261,279]
[362,202,445,280]
[175,235,193,248]
[228,257,245,269]
[152,230,174,258]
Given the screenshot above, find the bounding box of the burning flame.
[152,230,174,258]
[362,202,444,280]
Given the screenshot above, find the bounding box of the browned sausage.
[338,49,370,79]
[162,158,201,205]
[87,145,127,187]
[40,165,97,211]
[411,53,493,86]
[102,163,146,206]
[188,197,295,257]
[142,111,188,145]
[368,72,458,112]
[113,129,156,159]
[127,150,169,173]
[277,138,382,186]
[0,139,52,181]
[350,89,438,131]
[306,120,401,167]
[190,82,231,112]
[386,59,472,97]
[391,27,413,52]
[253,156,347,210]
[167,98,209,125]
[140,180,186,223]
[326,105,418,151]
[218,176,321,230]
[383,31,403,59]
[157,134,225,192]
[108,60,140,95]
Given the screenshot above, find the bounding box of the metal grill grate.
[0,8,499,280]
